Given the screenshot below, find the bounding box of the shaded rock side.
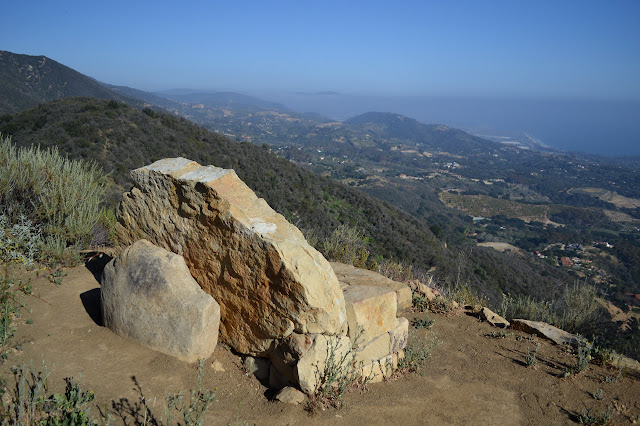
[114,158,346,355]
[331,262,412,311]
[101,240,220,362]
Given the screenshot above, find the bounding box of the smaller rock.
[354,333,391,364]
[101,240,220,363]
[480,307,510,328]
[331,262,412,311]
[275,386,306,404]
[417,284,438,302]
[243,356,270,381]
[210,360,225,372]
[390,317,409,353]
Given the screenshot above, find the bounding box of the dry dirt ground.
[2,263,640,425]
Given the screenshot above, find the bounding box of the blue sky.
[3,0,639,100]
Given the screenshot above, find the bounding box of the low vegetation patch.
[0,362,97,425]
[397,331,442,375]
[305,336,372,414]
[579,404,617,425]
[0,135,110,261]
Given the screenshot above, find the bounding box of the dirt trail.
[2,265,639,425]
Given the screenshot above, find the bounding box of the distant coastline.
[255,92,640,157]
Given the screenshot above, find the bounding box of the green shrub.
[165,359,215,426]
[321,224,370,268]
[305,333,372,414]
[500,282,607,336]
[555,283,603,334]
[412,313,435,329]
[525,343,540,368]
[561,336,592,377]
[1,362,98,425]
[377,259,416,282]
[397,331,442,375]
[0,135,107,258]
[0,215,40,351]
[579,404,616,425]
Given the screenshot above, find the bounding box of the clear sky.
[2,0,639,100]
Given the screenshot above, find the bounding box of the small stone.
[511,319,578,346]
[210,360,225,372]
[275,386,306,404]
[480,307,510,328]
[331,262,412,311]
[243,356,270,381]
[343,285,397,346]
[390,317,409,353]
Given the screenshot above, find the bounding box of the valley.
[1,50,639,360]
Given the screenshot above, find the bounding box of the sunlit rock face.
[114,157,347,356]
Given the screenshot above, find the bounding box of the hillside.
[0,97,440,266]
[2,52,634,353]
[0,51,127,115]
[0,97,581,308]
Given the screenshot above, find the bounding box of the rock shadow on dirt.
[108,376,161,425]
[80,288,103,326]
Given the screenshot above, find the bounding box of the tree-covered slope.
[0,97,442,265]
[0,97,579,304]
[0,51,127,115]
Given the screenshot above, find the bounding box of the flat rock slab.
[331,262,412,311]
[510,319,579,346]
[101,240,220,362]
[114,158,347,356]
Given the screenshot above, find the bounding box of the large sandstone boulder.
[114,158,347,355]
[101,240,220,362]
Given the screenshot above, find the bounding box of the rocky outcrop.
[510,319,579,346]
[331,262,412,311]
[114,158,347,356]
[101,240,220,362]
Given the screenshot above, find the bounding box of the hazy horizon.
[2,0,639,157]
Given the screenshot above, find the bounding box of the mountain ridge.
[0,51,127,115]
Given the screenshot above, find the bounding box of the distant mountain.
[157,91,290,113]
[0,51,127,115]
[105,84,177,108]
[344,112,503,155]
